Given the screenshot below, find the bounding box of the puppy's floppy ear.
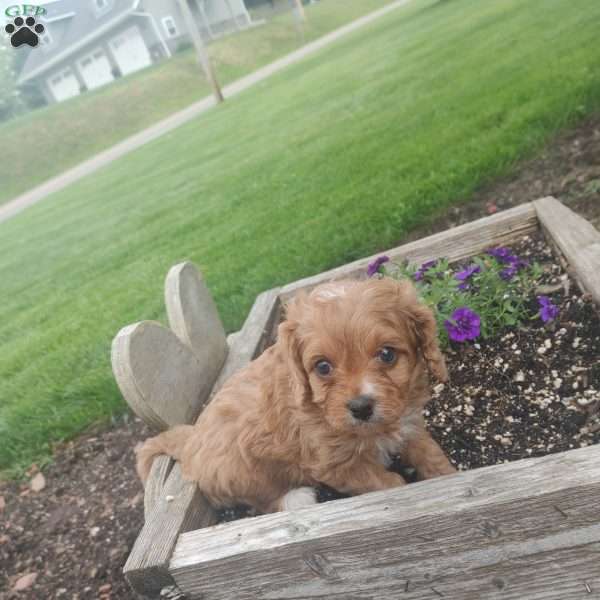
[394,279,448,383]
[406,301,448,382]
[277,318,311,404]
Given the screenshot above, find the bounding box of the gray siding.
[203,0,250,31]
[140,0,187,45]
[39,18,70,56]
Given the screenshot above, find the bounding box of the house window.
[162,16,178,38]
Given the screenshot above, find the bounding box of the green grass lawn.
[0,0,393,206]
[2,0,600,475]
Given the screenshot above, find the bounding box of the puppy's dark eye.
[377,347,397,364]
[315,360,333,377]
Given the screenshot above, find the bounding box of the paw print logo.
[5,16,45,48]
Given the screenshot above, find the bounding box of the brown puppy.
[136,277,455,513]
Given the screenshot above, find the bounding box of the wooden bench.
[112,197,600,599]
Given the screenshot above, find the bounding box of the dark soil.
[427,233,600,470]
[0,419,151,600]
[1,116,600,600]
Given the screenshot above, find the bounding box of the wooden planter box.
[112,197,600,599]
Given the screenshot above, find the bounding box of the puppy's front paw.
[281,487,318,511]
[420,461,457,480]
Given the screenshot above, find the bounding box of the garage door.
[109,26,152,76]
[47,67,80,102]
[77,47,114,90]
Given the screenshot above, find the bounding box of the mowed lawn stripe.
[1,0,600,473]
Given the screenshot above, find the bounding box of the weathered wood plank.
[143,455,174,520]
[165,262,228,391]
[170,445,600,600]
[209,287,281,399]
[422,544,600,600]
[125,287,282,597]
[534,196,600,305]
[226,331,240,346]
[111,321,207,431]
[114,262,229,432]
[280,203,538,301]
[124,463,215,597]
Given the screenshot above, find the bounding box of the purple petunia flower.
[500,256,529,280]
[538,296,560,323]
[444,307,481,342]
[455,264,481,282]
[499,265,518,281]
[512,257,530,269]
[486,247,514,263]
[455,264,481,291]
[414,259,438,281]
[367,255,390,277]
[487,247,529,281]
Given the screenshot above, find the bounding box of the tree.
[0,39,24,122]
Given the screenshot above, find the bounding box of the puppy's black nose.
[348,395,374,421]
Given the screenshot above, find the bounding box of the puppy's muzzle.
[348,395,375,422]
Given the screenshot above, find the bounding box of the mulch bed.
[0,419,150,600]
[1,116,600,599]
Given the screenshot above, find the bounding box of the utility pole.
[176,0,224,104]
[291,0,306,22]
